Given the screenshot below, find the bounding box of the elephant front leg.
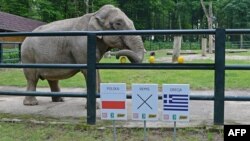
[23,96,39,105]
[48,80,64,102]
[23,79,39,106]
[96,69,101,93]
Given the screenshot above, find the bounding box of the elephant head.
[88,5,145,63]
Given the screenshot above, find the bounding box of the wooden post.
[202,38,207,56]
[208,35,214,53]
[18,43,22,62]
[172,36,182,63]
[240,34,243,49]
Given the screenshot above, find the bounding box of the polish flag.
[102,101,125,109]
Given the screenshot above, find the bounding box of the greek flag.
[163,94,188,111]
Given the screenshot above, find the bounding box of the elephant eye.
[110,20,123,30]
[115,22,121,26]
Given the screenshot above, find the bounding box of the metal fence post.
[18,43,22,62]
[87,33,97,124]
[0,43,2,63]
[214,28,226,125]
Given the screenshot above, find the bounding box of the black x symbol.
[137,94,152,110]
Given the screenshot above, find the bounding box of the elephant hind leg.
[23,76,39,106]
[82,70,101,93]
[82,70,100,109]
[48,80,64,102]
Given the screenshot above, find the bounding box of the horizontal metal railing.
[0,64,87,69]
[0,29,216,37]
[1,91,250,101]
[0,29,249,37]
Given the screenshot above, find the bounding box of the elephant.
[21,4,146,105]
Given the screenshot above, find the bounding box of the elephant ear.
[88,5,115,39]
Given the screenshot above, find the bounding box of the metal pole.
[0,43,2,63]
[214,28,226,125]
[173,121,177,141]
[113,120,117,141]
[18,43,21,62]
[144,120,147,141]
[87,33,97,124]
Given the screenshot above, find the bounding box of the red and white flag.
[100,83,127,120]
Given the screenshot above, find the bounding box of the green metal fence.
[0,29,250,125]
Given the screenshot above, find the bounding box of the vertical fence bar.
[214,28,226,125]
[0,43,2,63]
[87,33,97,124]
[18,43,22,62]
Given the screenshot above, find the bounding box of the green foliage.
[143,40,201,51]
[0,0,31,17]
[2,48,20,63]
[33,0,63,22]
[216,0,250,28]
[92,0,118,11]
[0,0,249,29]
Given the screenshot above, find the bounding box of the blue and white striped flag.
[163,94,188,111]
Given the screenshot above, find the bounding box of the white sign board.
[100,83,127,120]
[132,84,158,121]
[162,84,190,122]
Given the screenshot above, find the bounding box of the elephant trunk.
[115,50,141,63]
[116,35,145,63]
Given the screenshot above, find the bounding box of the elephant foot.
[52,97,64,102]
[23,96,38,106]
[85,102,100,109]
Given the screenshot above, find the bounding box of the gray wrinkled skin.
[21,5,145,105]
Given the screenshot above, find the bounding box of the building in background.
[0,11,45,42]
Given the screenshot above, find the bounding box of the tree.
[0,0,249,33]
[33,0,62,22]
[200,0,215,53]
[92,0,118,11]
[216,0,250,28]
[0,0,31,18]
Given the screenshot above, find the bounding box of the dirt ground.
[0,86,250,128]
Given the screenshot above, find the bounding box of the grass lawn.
[0,114,223,141]
[1,49,250,90]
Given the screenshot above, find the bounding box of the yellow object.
[120,56,127,63]
[149,56,155,63]
[177,56,184,63]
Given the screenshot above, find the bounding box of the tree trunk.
[91,0,95,12]
[178,14,181,29]
[84,0,89,14]
[202,38,207,56]
[172,36,182,63]
[201,0,214,53]
[208,34,214,53]
[240,34,243,49]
